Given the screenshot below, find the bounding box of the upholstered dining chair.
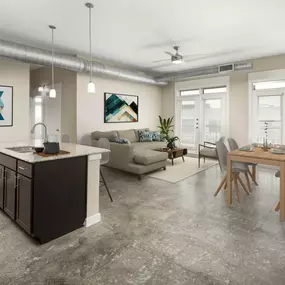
[198,136,225,169]
[97,138,113,202]
[227,138,258,186]
[214,140,251,201]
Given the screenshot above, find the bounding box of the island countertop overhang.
[0,142,109,163]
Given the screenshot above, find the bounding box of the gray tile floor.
[1,164,285,285]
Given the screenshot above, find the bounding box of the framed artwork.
[0,85,13,127]
[104,92,138,123]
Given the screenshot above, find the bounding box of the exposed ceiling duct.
[0,39,167,86]
[154,62,253,82]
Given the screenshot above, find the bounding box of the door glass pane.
[254,81,285,90]
[203,86,227,94]
[258,96,281,121]
[204,99,222,142]
[181,101,196,145]
[257,95,282,144]
[181,89,199,96]
[257,122,282,144]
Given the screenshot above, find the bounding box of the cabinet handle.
[14,175,20,189]
[3,169,7,181]
[18,166,25,170]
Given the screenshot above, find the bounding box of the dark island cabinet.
[16,174,32,234]
[0,153,87,244]
[0,165,4,209]
[4,168,16,219]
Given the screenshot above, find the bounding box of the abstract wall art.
[0,85,13,127]
[104,92,138,123]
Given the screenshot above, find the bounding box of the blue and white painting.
[0,85,13,127]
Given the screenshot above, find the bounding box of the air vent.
[219,64,234,73]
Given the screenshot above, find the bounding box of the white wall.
[0,59,30,143]
[77,74,162,145]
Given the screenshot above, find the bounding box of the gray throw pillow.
[91,131,118,142]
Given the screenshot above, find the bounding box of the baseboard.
[85,213,101,227]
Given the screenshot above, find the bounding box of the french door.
[179,93,226,151]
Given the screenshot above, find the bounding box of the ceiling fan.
[154,46,184,64]
[151,46,244,67]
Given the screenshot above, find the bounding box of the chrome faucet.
[30,123,48,142]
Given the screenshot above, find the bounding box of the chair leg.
[100,169,113,202]
[198,154,201,168]
[214,174,227,197]
[248,169,258,186]
[245,172,252,193]
[233,174,240,202]
[204,157,205,163]
[219,159,222,171]
[237,175,250,195]
[273,201,280,212]
[224,180,227,190]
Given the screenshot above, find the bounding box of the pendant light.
[85,3,96,93]
[49,25,56,98]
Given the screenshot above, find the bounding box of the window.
[253,81,285,90]
[180,89,199,96]
[203,86,227,94]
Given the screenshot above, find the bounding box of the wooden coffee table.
[158,148,188,165]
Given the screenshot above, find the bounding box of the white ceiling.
[1,0,285,75]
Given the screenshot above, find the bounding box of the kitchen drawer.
[0,153,16,171]
[18,161,33,178]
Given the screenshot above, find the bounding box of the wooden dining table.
[227,147,285,221]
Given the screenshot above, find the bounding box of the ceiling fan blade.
[165,51,174,56]
[152,59,170,63]
[151,62,174,69]
[183,53,207,58]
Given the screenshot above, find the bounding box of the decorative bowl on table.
[239,146,253,152]
[271,148,285,155]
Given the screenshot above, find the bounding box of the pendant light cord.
[51,27,55,89]
[89,6,92,82]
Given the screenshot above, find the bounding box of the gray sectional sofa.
[91,128,168,179]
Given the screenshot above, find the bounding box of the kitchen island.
[0,143,108,244]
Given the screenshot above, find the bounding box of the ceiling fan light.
[87,81,96,93]
[172,58,183,64]
[49,88,56,98]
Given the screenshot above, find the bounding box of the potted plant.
[158,116,179,149]
[166,136,180,149]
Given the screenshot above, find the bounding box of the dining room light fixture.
[85,2,96,93]
[49,25,56,98]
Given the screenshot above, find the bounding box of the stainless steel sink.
[6,146,35,153]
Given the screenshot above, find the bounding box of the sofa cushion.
[131,141,166,150]
[134,150,168,166]
[134,128,149,142]
[117,129,137,142]
[91,131,118,142]
[138,130,153,142]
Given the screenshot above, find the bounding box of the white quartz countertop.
[0,142,109,163]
